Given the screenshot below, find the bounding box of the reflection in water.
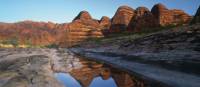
[55,58,150,87]
[89,76,117,87]
[55,73,117,87]
[55,73,81,87]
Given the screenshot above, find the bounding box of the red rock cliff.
[0,3,193,47]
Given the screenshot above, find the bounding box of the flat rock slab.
[0,48,65,87]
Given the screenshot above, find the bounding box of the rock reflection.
[59,58,146,87]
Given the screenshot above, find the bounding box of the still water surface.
[54,58,163,87]
[55,73,117,87]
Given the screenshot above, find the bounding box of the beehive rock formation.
[110,6,135,32]
[127,3,191,32]
[99,16,111,30]
[171,9,192,24]
[73,11,92,21]
[71,11,100,28]
[65,11,103,47]
[127,7,158,32]
[151,3,191,26]
[0,3,193,47]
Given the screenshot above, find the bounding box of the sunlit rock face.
[111,3,191,33]
[73,11,93,21]
[191,6,200,24]
[0,21,59,46]
[170,9,192,24]
[64,11,104,47]
[71,11,100,27]
[151,3,175,26]
[151,3,191,26]
[110,6,135,32]
[99,16,111,30]
[0,11,104,48]
[0,3,193,47]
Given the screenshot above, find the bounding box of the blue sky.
[0,0,200,23]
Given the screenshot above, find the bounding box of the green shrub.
[45,44,59,48]
[1,38,19,47]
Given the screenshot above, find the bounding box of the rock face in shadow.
[127,7,158,32]
[110,6,135,32]
[120,24,200,60]
[191,6,200,24]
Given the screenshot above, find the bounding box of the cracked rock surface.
[0,48,82,87]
